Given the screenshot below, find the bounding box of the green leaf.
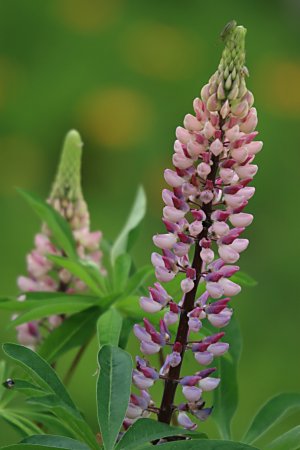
[140,440,259,450]
[115,418,206,449]
[4,366,95,449]
[17,189,76,259]
[1,446,79,450]
[25,411,74,437]
[0,298,54,312]
[97,345,132,450]
[0,360,8,402]
[115,296,165,331]
[0,409,43,437]
[39,307,99,363]
[0,444,64,450]
[9,296,97,327]
[101,237,112,255]
[7,379,44,397]
[27,395,98,449]
[111,186,146,264]
[26,292,73,300]
[113,254,132,292]
[97,308,123,348]
[21,435,90,450]
[1,446,63,450]
[265,426,300,450]
[231,271,257,287]
[213,316,242,439]
[242,393,300,444]
[124,265,153,296]
[2,344,75,409]
[47,254,106,296]
[0,360,6,381]
[115,296,142,319]
[118,317,135,350]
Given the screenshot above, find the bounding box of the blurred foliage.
[0,0,299,445]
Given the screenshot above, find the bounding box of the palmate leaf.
[39,307,100,363]
[112,254,132,293]
[21,434,90,450]
[2,344,98,450]
[118,317,136,350]
[47,254,106,296]
[140,440,260,450]
[114,296,143,320]
[24,411,74,438]
[115,418,207,450]
[0,298,36,311]
[0,360,6,381]
[0,360,10,403]
[115,295,170,330]
[265,425,300,450]
[8,296,98,327]
[242,393,300,444]
[97,345,132,450]
[97,308,123,348]
[2,344,75,409]
[27,395,96,447]
[0,446,68,450]
[213,315,242,440]
[111,186,146,265]
[0,409,43,437]
[123,265,153,296]
[7,379,44,397]
[17,189,76,259]
[1,443,86,450]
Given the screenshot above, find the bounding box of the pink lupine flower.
[15,322,41,350]
[182,386,202,402]
[199,377,221,391]
[16,131,105,348]
[177,412,197,431]
[127,21,261,429]
[126,390,153,421]
[132,356,159,390]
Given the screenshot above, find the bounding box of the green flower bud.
[50,130,84,203]
[49,130,89,229]
[205,21,249,112]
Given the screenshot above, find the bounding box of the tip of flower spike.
[204,21,249,112]
[220,20,246,44]
[67,129,83,148]
[49,129,84,202]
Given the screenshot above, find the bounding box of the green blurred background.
[0,0,299,445]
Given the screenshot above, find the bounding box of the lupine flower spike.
[127,21,262,429]
[16,130,105,348]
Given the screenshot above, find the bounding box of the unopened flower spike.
[48,130,89,230]
[127,21,262,430]
[16,130,105,348]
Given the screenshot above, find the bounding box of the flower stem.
[63,340,89,386]
[158,154,220,424]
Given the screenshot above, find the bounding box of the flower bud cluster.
[16,131,105,348]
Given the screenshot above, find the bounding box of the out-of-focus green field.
[0,0,299,445]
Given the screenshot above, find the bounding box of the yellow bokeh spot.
[0,136,45,195]
[255,59,300,115]
[77,87,153,150]
[122,22,199,80]
[53,0,122,33]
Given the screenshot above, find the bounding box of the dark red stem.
[157,154,219,424]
